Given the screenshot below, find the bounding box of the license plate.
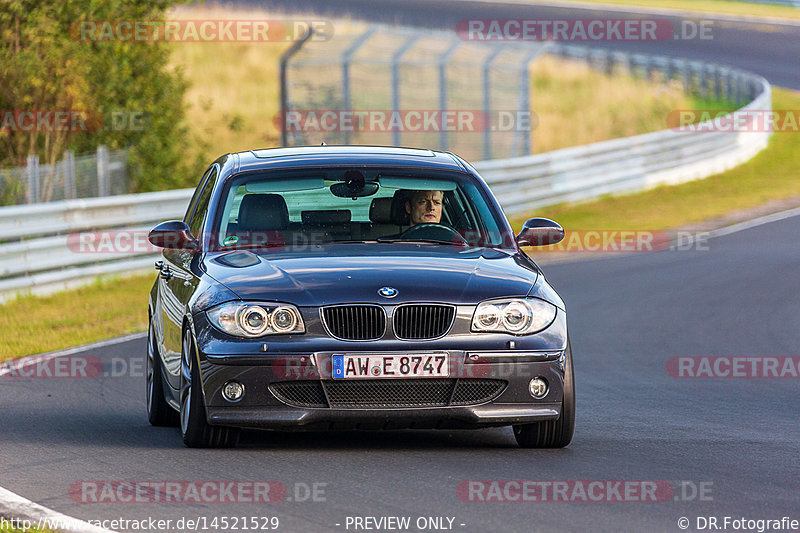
[332,354,449,379]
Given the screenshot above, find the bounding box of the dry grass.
[528,56,696,153]
[167,5,707,165]
[167,6,293,167]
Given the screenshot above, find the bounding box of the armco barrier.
[0,189,193,297]
[0,47,772,299]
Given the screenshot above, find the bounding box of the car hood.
[202,244,538,306]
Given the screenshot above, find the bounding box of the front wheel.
[513,339,575,448]
[180,328,240,448]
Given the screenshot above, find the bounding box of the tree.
[0,0,192,198]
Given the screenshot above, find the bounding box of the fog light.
[222,381,245,402]
[529,377,548,399]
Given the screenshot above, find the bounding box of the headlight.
[207,302,305,338]
[471,298,556,335]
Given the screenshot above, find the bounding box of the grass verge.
[530,0,800,21]
[0,274,153,363]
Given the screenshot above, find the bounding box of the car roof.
[230,146,468,174]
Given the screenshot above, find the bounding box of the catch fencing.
[0,146,129,206]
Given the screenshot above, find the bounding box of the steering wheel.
[399,223,469,245]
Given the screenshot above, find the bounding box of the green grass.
[511,87,800,232]
[0,274,153,362]
[531,0,800,20]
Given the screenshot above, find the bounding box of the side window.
[183,167,214,224]
[188,166,218,237]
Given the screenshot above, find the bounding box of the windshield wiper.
[376,237,467,246]
[219,242,288,250]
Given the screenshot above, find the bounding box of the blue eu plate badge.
[332,355,344,379]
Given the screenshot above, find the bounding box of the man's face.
[406,190,443,226]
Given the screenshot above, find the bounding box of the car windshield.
[212,168,509,250]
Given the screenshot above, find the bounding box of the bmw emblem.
[378,287,398,298]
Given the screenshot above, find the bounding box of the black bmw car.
[147,146,573,448]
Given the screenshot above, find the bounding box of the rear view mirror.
[330,169,379,198]
[516,218,565,247]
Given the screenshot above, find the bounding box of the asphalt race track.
[241,0,800,89]
[1,215,798,532]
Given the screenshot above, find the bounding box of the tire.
[513,339,575,448]
[180,328,240,448]
[147,320,179,427]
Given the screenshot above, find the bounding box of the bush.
[0,0,194,193]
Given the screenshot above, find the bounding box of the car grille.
[393,304,456,340]
[321,305,386,340]
[451,379,509,406]
[269,379,507,409]
[269,381,327,408]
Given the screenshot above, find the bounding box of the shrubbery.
[0,0,194,193]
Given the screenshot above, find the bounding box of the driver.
[405,190,443,226]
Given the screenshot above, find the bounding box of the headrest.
[369,198,393,224]
[369,191,410,225]
[237,194,289,231]
[301,210,351,225]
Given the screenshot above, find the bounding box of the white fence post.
[26,155,39,204]
[63,150,76,200]
[96,145,109,197]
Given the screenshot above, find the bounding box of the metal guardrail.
[0,189,192,297]
[0,42,772,300]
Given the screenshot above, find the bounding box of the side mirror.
[516,218,565,247]
[148,220,198,250]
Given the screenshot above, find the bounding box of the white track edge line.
[707,206,800,239]
[0,486,117,533]
[0,332,146,377]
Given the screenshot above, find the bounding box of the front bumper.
[198,355,566,430]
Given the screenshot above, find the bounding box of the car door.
[158,165,218,386]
